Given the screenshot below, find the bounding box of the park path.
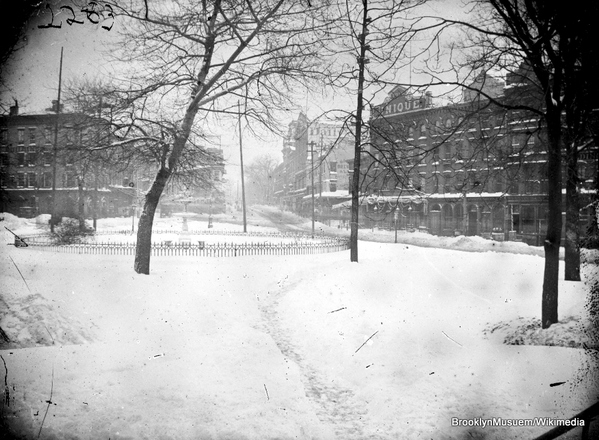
[257,283,384,440]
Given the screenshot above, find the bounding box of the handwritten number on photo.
[38,2,115,31]
[81,2,101,24]
[38,3,62,29]
[61,6,84,26]
[102,4,115,31]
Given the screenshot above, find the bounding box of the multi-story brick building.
[274,113,354,222]
[0,101,137,219]
[348,72,597,245]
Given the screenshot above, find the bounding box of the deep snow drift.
[1,210,598,439]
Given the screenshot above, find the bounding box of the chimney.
[425,91,433,107]
[46,100,64,113]
[9,99,18,116]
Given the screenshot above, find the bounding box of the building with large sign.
[346,74,597,245]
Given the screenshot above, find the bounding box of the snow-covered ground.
[1,210,598,439]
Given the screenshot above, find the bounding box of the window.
[510,134,520,153]
[329,161,337,173]
[0,129,7,144]
[28,128,36,145]
[462,141,470,159]
[27,150,36,166]
[17,172,25,187]
[42,172,53,188]
[330,182,337,192]
[420,123,427,135]
[27,172,36,188]
[65,148,74,166]
[445,118,452,128]
[408,126,414,138]
[18,151,25,167]
[45,127,53,144]
[444,144,452,160]
[443,178,452,193]
[65,126,75,143]
[494,178,503,193]
[44,148,52,166]
[17,128,25,144]
[443,204,454,228]
[65,172,77,187]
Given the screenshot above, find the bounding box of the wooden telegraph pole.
[50,47,64,233]
[238,101,247,233]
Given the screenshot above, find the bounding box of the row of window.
[0,151,79,167]
[0,171,80,189]
[374,168,549,195]
[379,114,539,142]
[0,126,83,146]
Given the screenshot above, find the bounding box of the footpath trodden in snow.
[0,213,598,439]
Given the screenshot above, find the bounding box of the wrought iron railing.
[15,231,350,257]
[532,401,598,440]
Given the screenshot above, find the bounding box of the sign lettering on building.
[384,96,428,115]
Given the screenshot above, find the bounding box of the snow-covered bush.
[52,218,95,244]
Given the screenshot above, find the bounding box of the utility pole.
[238,101,247,233]
[50,47,64,233]
[92,97,102,231]
[309,141,316,238]
[350,2,369,262]
[319,133,323,219]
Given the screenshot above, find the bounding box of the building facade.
[0,102,138,220]
[349,76,597,246]
[274,113,354,223]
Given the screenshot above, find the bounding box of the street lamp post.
[394,208,399,243]
[131,178,137,234]
[319,137,323,222]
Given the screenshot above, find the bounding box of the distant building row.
[272,65,598,245]
[0,102,226,220]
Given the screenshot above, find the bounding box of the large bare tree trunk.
[77,176,85,231]
[542,122,562,328]
[564,142,581,281]
[349,0,369,263]
[134,168,170,275]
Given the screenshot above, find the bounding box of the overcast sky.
[0,0,470,186]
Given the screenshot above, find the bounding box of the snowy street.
[0,213,598,439]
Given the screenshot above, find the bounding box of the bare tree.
[323,0,426,262]
[246,154,278,205]
[104,0,332,274]
[409,0,599,327]
[62,79,139,230]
